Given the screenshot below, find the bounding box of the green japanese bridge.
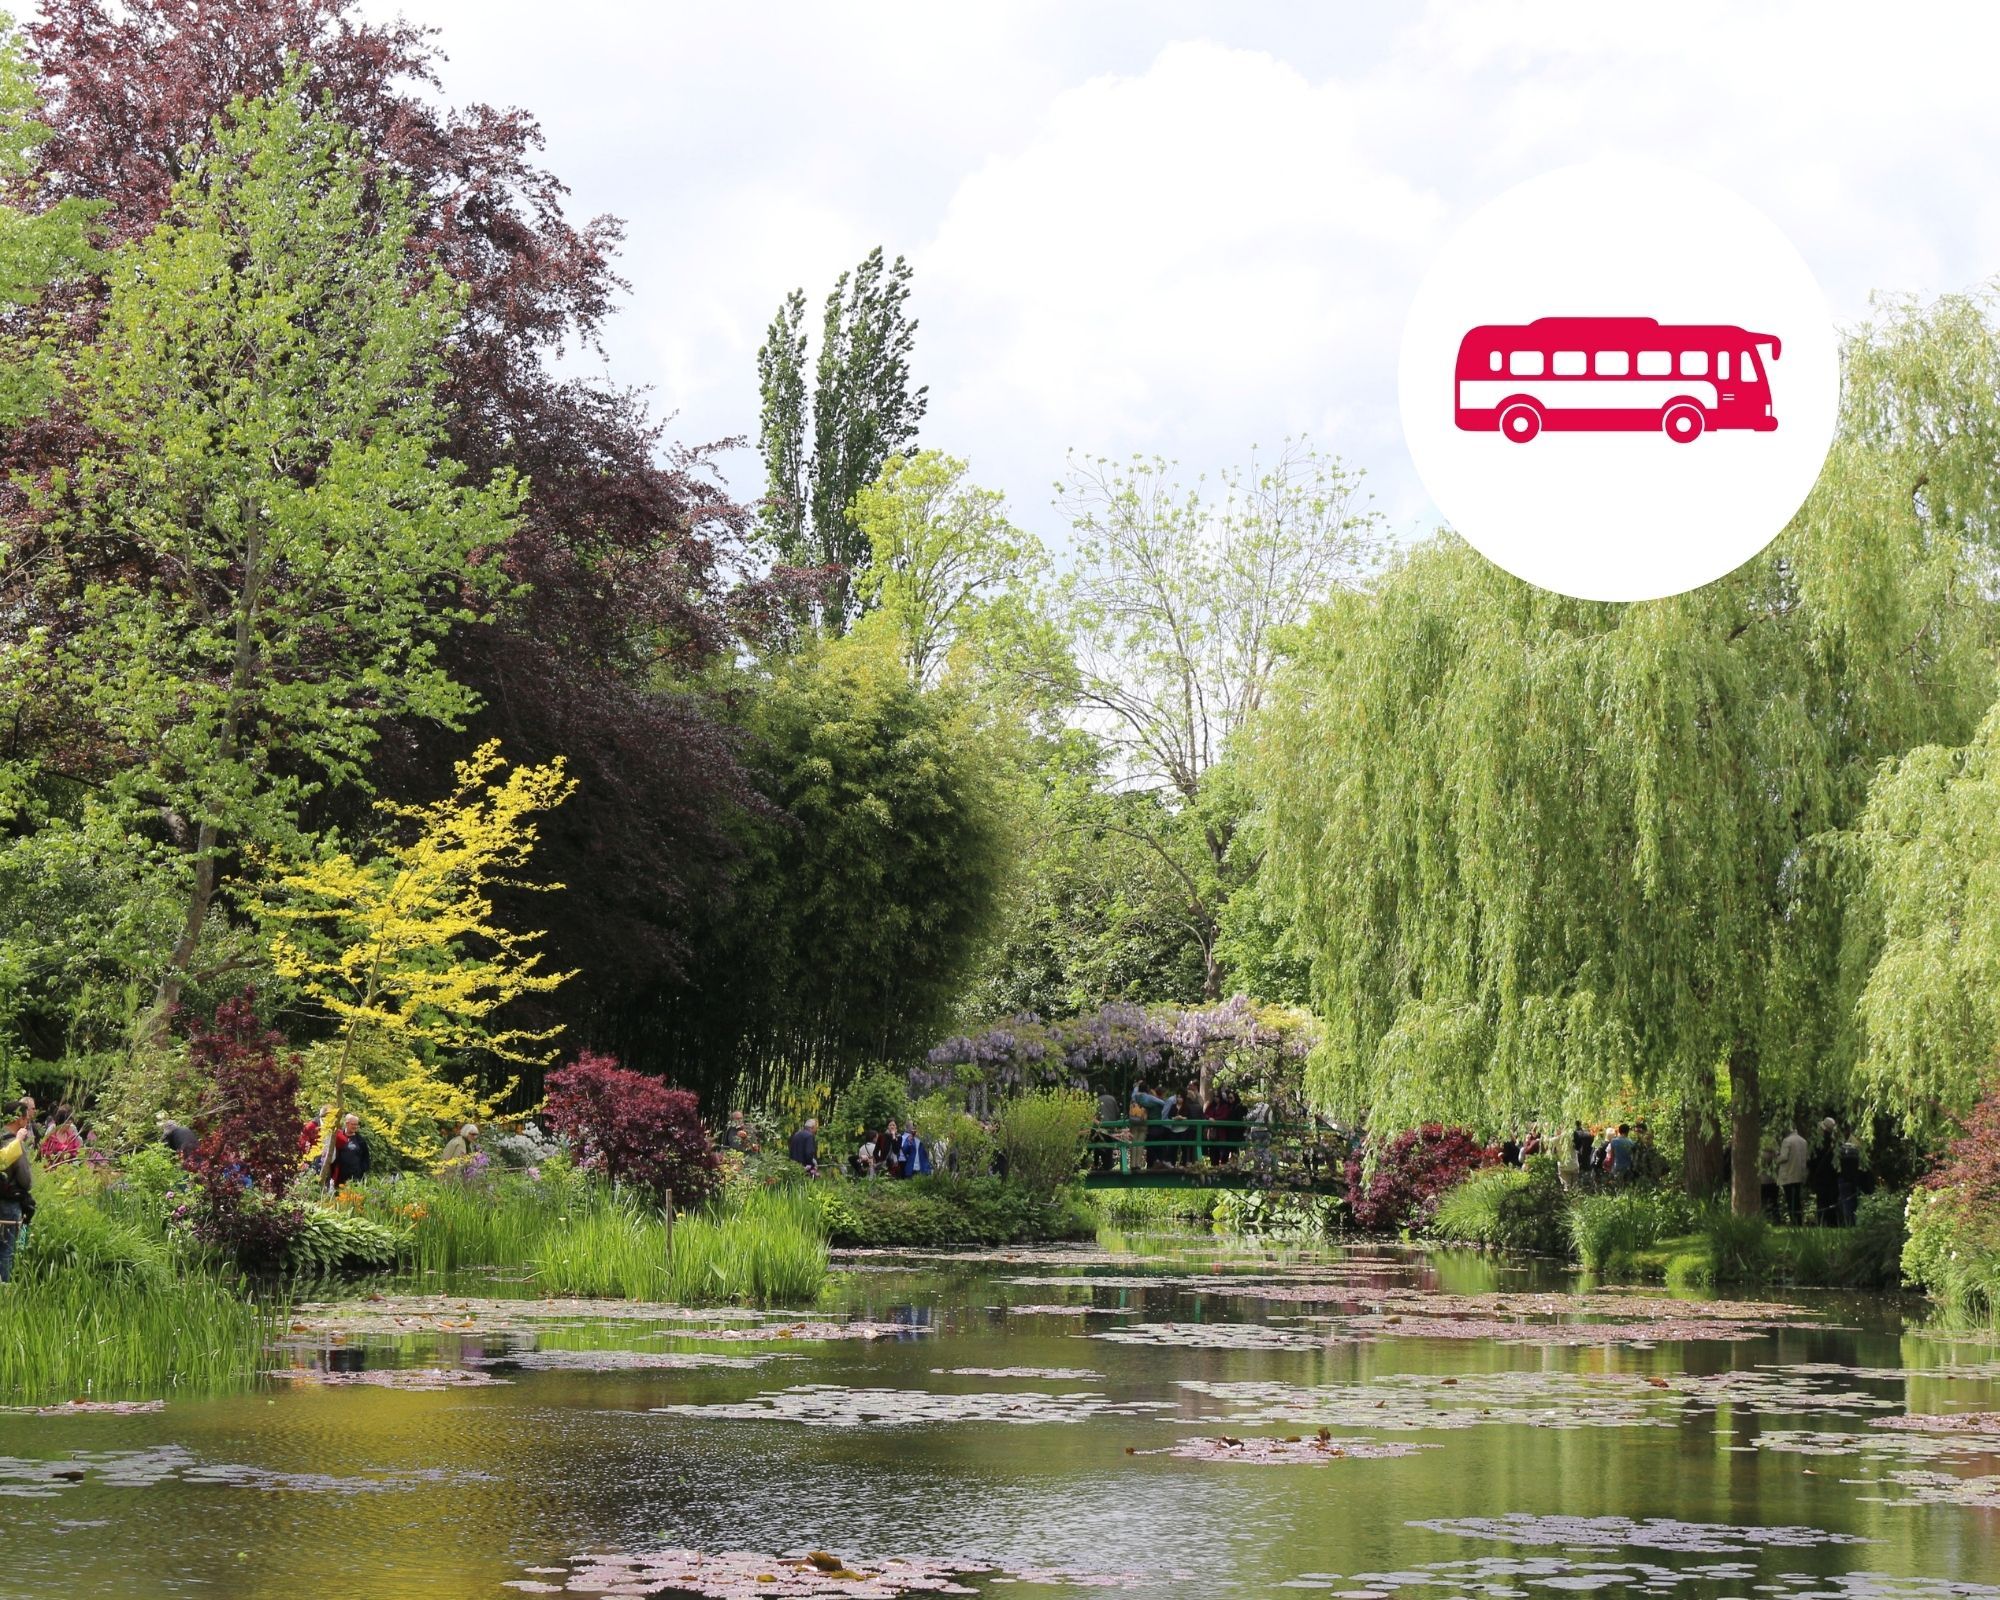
[1081,1118,1353,1193]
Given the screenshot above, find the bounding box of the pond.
[7,1232,1999,1599]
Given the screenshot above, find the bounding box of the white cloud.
[361,0,2000,540]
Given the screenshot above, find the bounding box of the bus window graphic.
[1455,317,1781,443]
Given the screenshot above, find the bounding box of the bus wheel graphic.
[1663,402,1704,443]
[1499,400,1543,443]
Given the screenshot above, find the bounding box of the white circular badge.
[1398,160,1839,601]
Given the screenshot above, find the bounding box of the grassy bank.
[816,1175,1099,1248]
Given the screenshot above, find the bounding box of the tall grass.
[667,1186,826,1305]
[0,1274,278,1403]
[1431,1168,1526,1246]
[530,1185,827,1306]
[1568,1187,1699,1271]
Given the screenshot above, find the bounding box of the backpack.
[0,1132,24,1202]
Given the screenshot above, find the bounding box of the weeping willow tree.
[1844,293,2000,1132]
[1252,291,2000,1212]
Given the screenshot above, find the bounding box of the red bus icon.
[1454,317,1781,443]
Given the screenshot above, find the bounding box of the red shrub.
[1922,1084,2000,1247]
[543,1052,720,1206]
[1346,1124,1486,1233]
[182,994,309,1269]
[187,993,306,1197]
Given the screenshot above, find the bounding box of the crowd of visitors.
[765,1112,965,1180]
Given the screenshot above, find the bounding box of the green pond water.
[6,1233,1999,1599]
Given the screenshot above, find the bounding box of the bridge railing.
[1081,1117,1355,1191]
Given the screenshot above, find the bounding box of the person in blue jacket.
[898,1122,933,1178]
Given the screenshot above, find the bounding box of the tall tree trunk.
[1681,1067,1726,1200]
[144,526,261,1049]
[1683,1113,1726,1201]
[144,819,219,1045]
[1728,1043,1762,1219]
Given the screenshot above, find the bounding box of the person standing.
[332,1113,371,1188]
[1608,1124,1636,1183]
[1571,1121,1594,1178]
[160,1115,199,1157]
[876,1119,903,1178]
[38,1106,82,1166]
[1775,1124,1810,1225]
[1810,1118,1841,1227]
[0,1101,34,1283]
[1094,1090,1121,1173]
[1837,1130,1864,1227]
[897,1121,932,1178]
[787,1117,819,1173]
[722,1110,753,1153]
[439,1122,479,1174]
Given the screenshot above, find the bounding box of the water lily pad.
[504,1548,990,1596]
[263,1366,513,1391]
[651,1383,1177,1429]
[1410,1512,1870,1553]
[1093,1321,1348,1351]
[1138,1434,1433,1464]
[930,1366,1106,1380]
[4,1399,166,1416]
[472,1348,770,1372]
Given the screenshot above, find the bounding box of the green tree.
[16,72,521,1038]
[851,449,1043,688]
[1839,293,2000,1134]
[649,635,1009,1102]
[0,11,103,427]
[1042,438,1378,997]
[1251,299,1997,1213]
[967,729,1216,1017]
[756,246,927,630]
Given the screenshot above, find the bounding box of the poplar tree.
[755,246,927,629]
[1251,297,1997,1211]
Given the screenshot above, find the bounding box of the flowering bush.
[923,997,1318,1108]
[1346,1124,1487,1234]
[1902,1083,2000,1309]
[543,1051,720,1206]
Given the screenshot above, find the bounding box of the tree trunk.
[144,820,219,1045]
[1728,1043,1762,1219]
[1683,1112,1726,1201]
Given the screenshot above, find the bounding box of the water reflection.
[3,1232,1996,1599]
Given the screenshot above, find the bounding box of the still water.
[6,1234,1998,1598]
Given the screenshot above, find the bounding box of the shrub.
[543,1052,720,1206]
[994,1089,1094,1198]
[1703,1205,1773,1285]
[1902,1084,2000,1312]
[15,1166,175,1291]
[1496,1155,1571,1255]
[913,1092,996,1178]
[194,1189,307,1270]
[817,1174,1096,1247]
[1431,1168,1525,1246]
[1346,1125,1484,1234]
[185,994,306,1196]
[830,1069,910,1144]
[1568,1187,1698,1271]
[282,1201,400,1276]
[1836,1189,1909,1290]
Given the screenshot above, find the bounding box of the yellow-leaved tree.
[260,741,577,1176]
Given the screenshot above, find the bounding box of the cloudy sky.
[364,0,2000,544]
